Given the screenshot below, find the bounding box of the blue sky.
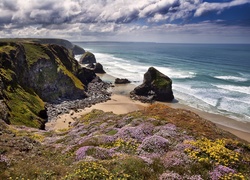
[0,0,250,43]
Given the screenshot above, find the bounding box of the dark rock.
[94,63,106,74]
[130,67,174,102]
[115,78,131,84]
[79,51,96,64]
[72,45,85,55]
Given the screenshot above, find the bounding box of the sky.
[0,0,250,43]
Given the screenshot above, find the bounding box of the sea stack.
[130,67,174,102]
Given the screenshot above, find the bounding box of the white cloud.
[195,0,250,17]
[0,0,249,43]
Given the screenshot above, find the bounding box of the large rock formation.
[130,67,174,102]
[93,63,106,74]
[79,51,96,64]
[0,41,96,129]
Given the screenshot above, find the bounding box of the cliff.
[0,38,85,55]
[0,41,96,129]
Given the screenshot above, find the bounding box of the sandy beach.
[46,73,250,143]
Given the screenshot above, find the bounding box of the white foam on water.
[214,76,248,82]
[75,55,82,61]
[93,52,197,82]
[154,66,196,79]
[213,84,250,95]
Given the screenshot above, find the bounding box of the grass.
[3,84,45,128]
[0,44,16,53]
[23,43,50,67]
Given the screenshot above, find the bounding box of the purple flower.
[163,151,191,168]
[159,172,182,180]
[75,146,113,161]
[209,165,235,180]
[76,146,92,161]
[115,122,154,142]
[138,135,170,155]
[0,155,10,166]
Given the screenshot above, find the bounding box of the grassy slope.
[0,104,249,179]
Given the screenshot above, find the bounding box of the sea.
[74,42,250,123]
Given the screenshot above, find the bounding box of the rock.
[130,67,174,102]
[93,63,106,74]
[79,51,96,64]
[114,78,131,84]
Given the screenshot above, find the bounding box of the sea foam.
[214,76,248,82]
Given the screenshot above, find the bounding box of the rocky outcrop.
[93,63,106,74]
[130,67,174,102]
[0,41,104,129]
[115,78,131,84]
[79,51,96,64]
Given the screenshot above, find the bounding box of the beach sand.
[46,73,250,143]
[45,93,148,130]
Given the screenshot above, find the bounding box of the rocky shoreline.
[46,77,112,122]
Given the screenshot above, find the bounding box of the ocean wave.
[173,86,250,122]
[214,75,248,82]
[213,84,250,95]
[94,52,196,81]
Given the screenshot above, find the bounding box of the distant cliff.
[0,40,95,129]
[0,38,85,55]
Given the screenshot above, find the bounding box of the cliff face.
[0,41,95,129]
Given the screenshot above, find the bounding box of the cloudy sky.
[0,0,250,43]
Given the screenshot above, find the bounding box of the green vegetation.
[4,84,45,128]
[0,105,249,179]
[23,43,50,67]
[154,71,171,88]
[56,59,84,90]
[0,44,16,53]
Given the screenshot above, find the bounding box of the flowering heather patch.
[115,122,154,142]
[209,165,235,180]
[163,151,191,168]
[159,172,182,180]
[75,146,113,160]
[0,155,10,166]
[138,135,170,155]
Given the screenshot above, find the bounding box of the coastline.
[46,73,250,143]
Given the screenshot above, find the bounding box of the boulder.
[130,67,174,102]
[115,78,131,84]
[94,63,106,74]
[79,51,96,64]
